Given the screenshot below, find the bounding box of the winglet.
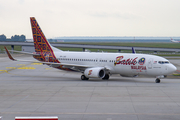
[4,46,16,61]
[132,47,136,54]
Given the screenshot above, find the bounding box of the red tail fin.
[30,17,58,63]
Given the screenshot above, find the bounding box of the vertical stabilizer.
[30,17,59,62]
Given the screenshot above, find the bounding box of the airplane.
[171,38,180,43]
[4,17,177,83]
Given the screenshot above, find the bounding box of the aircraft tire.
[81,75,89,80]
[102,74,109,80]
[155,78,161,83]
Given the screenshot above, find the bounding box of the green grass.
[57,47,180,57]
[1,43,180,57]
[0,45,21,52]
[173,74,180,76]
[56,42,180,49]
[1,43,180,52]
[57,47,119,52]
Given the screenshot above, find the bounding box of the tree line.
[0,34,26,42]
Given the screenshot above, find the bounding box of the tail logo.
[30,17,58,63]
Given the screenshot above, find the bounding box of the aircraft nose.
[168,64,177,73]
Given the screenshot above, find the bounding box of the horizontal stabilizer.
[4,46,16,61]
[8,50,40,56]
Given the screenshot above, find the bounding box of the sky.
[1,0,180,39]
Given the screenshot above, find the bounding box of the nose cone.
[168,64,177,73]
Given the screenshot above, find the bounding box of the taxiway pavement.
[0,55,180,120]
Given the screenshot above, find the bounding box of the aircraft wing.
[4,47,95,69]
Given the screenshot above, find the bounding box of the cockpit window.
[158,61,169,64]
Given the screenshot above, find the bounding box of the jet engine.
[84,67,105,78]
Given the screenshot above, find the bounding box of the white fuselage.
[171,40,180,43]
[54,51,177,77]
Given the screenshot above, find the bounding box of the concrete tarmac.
[0,55,180,120]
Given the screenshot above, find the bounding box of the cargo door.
[148,58,153,69]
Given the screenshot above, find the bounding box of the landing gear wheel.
[102,74,109,80]
[81,75,89,80]
[155,78,161,83]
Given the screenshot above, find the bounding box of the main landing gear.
[155,78,161,83]
[102,74,109,80]
[81,74,110,80]
[81,75,89,80]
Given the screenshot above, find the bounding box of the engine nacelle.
[84,67,105,78]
